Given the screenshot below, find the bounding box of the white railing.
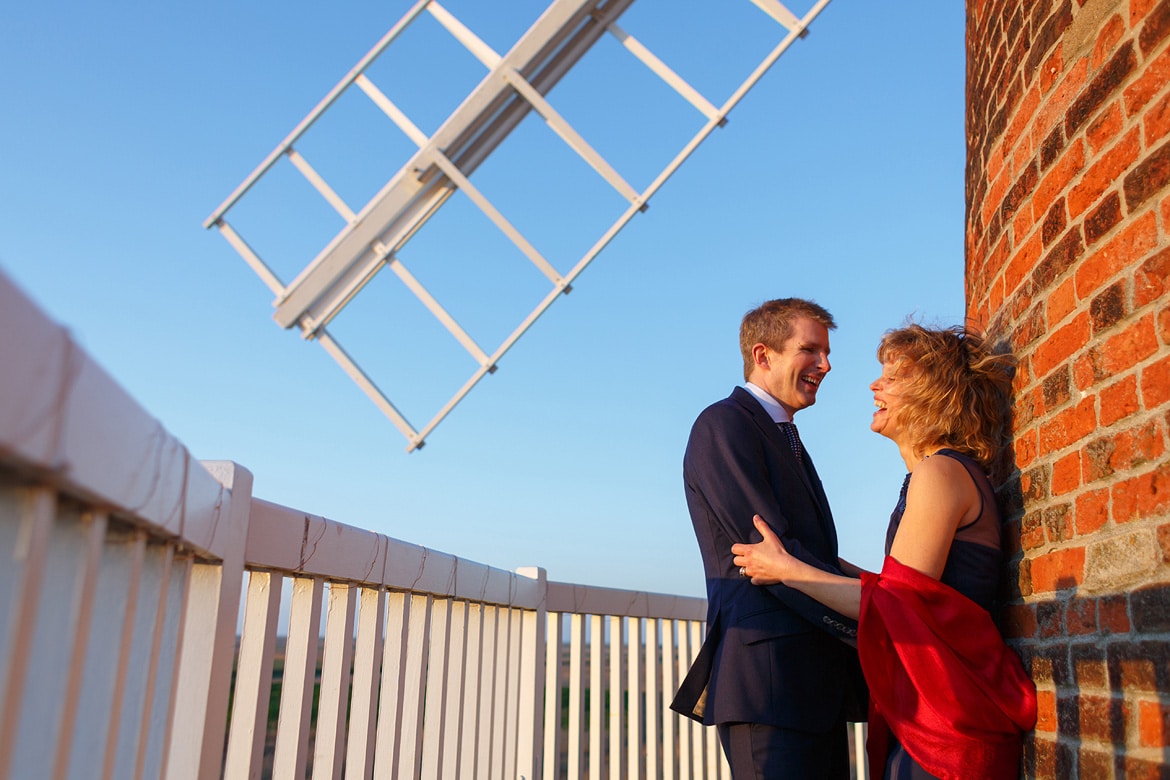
[0,267,864,779]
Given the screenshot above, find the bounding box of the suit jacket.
[671,387,866,731]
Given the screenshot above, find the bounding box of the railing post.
[515,567,547,780]
[163,461,253,780]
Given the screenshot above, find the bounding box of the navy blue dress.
[880,449,1003,780]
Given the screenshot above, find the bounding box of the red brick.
[1016,557,1033,597]
[1036,58,1091,144]
[1097,313,1160,374]
[1003,603,1037,638]
[982,166,1011,229]
[1076,488,1110,534]
[1146,90,1170,145]
[1139,0,1170,55]
[1067,43,1138,136]
[1032,138,1086,220]
[1005,86,1042,162]
[1145,353,1170,408]
[1074,352,1097,390]
[1040,395,1098,452]
[1043,364,1072,411]
[1001,161,1039,228]
[1077,647,1111,688]
[1040,46,1064,95]
[1075,211,1159,300]
[1044,503,1074,541]
[1015,302,1047,352]
[1015,355,1034,391]
[1033,735,1057,776]
[1083,191,1123,245]
[1068,596,1098,635]
[1080,693,1120,741]
[1033,311,1090,378]
[1080,749,1115,777]
[1015,427,1039,469]
[1045,276,1078,326]
[1016,385,1040,429]
[1158,304,1170,344]
[1111,418,1168,472]
[1022,463,1050,504]
[986,231,1013,288]
[1124,757,1167,780]
[1041,197,1068,246]
[1139,700,1170,747]
[1031,654,1055,685]
[1134,0,1163,26]
[1087,101,1124,155]
[1093,15,1128,71]
[1100,374,1141,425]
[1125,138,1170,211]
[987,137,1006,185]
[1100,593,1130,632]
[1134,246,1170,308]
[1030,546,1086,591]
[1121,653,1161,690]
[1068,127,1142,218]
[1053,451,1081,494]
[1040,122,1065,171]
[1001,233,1038,297]
[1012,138,1035,181]
[1035,688,1057,733]
[988,273,1005,316]
[1084,435,1116,482]
[1124,42,1170,116]
[1089,280,1127,334]
[1112,462,1170,522]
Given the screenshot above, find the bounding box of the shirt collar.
[744,382,794,424]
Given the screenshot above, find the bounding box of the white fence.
[0,267,864,778]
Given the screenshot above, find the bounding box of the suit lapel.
[731,387,837,551]
[801,449,838,553]
[732,388,818,497]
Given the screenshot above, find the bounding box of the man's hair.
[739,298,836,381]
[877,323,1017,467]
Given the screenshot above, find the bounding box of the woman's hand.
[731,515,795,585]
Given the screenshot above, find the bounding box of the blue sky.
[1,0,965,598]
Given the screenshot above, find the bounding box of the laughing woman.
[732,324,1037,780]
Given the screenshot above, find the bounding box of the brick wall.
[966,0,1170,776]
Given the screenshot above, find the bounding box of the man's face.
[759,317,831,416]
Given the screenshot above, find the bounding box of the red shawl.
[859,556,1037,779]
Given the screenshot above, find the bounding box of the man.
[671,298,865,778]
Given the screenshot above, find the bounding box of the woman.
[732,324,1036,780]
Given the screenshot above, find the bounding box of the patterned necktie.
[779,421,804,463]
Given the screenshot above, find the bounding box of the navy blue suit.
[671,388,865,752]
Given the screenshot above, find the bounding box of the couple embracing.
[671,298,1037,779]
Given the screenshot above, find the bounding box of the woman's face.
[870,359,911,444]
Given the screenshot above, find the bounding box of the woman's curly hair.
[877,324,1017,468]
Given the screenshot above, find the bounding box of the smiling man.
[671,298,866,778]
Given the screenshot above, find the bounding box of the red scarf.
[859,556,1037,779]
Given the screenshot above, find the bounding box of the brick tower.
[966,0,1170,776]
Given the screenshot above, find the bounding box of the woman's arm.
[732,516,863,619]
[732,454,980,616]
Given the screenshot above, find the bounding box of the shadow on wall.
[994,464,1170,778]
